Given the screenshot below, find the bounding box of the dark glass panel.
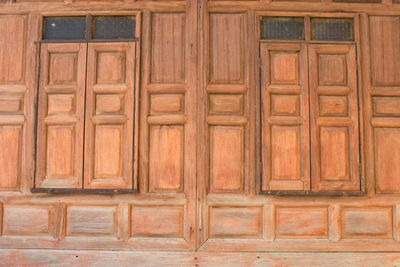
[311,18,354,41]
[92,16,136,40]
[261,17,305,40]
[43,17,86,41]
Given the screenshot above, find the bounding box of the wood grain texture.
[309,44,360,191]
[341,206,393,239]
[261,43,310,191]
[209,126,244,193]
[66,205,117,237]
[84,42,135,189]
[131,206,184,238]
[0,15,26,83]
[369,16,400,86]
[2,204,55,236]
[374,128,400,193]
[208,206,262,238]
[209,13,244,84]
[151,13,185,83]
[149,125,184,192]
[35,43,86,189]
[275,206,329,239]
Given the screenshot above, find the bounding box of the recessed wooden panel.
[96,51,126,84]
[270,94,300,116]
[320,127,350,181]
[372,97,400,117]
[0,125,21,190]
[318,54,347,86]
[66,205,117,236]
[46,125,75,179]
[47,94,75,115]
[210,13,244,84]
[95,94,124,115]
[370,16,400,86]
[375,128,400,193]
[270,52,299,85]
[151,13,185,83]
[271,126,301,180]
[209,126,244,193]
[319,96,348,117]
[94,124,124,178]
[149,125,184,192]
[0,96,23,114]
[131,206,184,238]
[3,205,54,236]
[48,52,78,85]
[150,94,184,114]
[341,207,393,239]
[209,206,262,238]
[0,15,26,83]
[275,207,329,239]
[209,94,243,115]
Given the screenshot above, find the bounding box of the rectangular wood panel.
[374,128,400,193]
[261,43,310,191]
[209,13,244,84]
[341,207,393,239]
[84,42,135,189]
[151,13,185,83]
[66,205,117,236]
[309,44,360,191]
[0,15,26,84]
[208,206,262,238]
[2,204,54,236]
[275,206,329,239]
[369,16,400,87]
[0,125,22,190]
[149,125,184,192]
[131,206,184,238]
[209,126,244,193]
[35,43,86,189]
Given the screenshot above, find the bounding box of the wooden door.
[309,44,360,191]
[35,43,87,188]
[260,42,310,191]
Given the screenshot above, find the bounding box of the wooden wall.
[0,0,400,256]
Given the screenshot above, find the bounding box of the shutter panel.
[309,44,360,191]
[260,43,310,191]
[35,43,87,188]
[84,42,135,189]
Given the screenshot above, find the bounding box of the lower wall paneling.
[1,250,400,266]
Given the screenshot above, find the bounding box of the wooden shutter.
[35,43,87,188]
[260,43,310,191]
[309,44,360,191]
[84,42,135,189]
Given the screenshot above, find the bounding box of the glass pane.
[261,17,305,40]
[311,18,354,41]
[92,16,136,40]
[43,17,86,41]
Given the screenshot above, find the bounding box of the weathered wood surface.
[1,250,400,266]
[1,0,400,256]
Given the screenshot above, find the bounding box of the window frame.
[256,12,365,196]
[32,11,141,194]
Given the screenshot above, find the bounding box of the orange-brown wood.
[2,1,400,261]
[261,42,310,191]
[35,43,87,189]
